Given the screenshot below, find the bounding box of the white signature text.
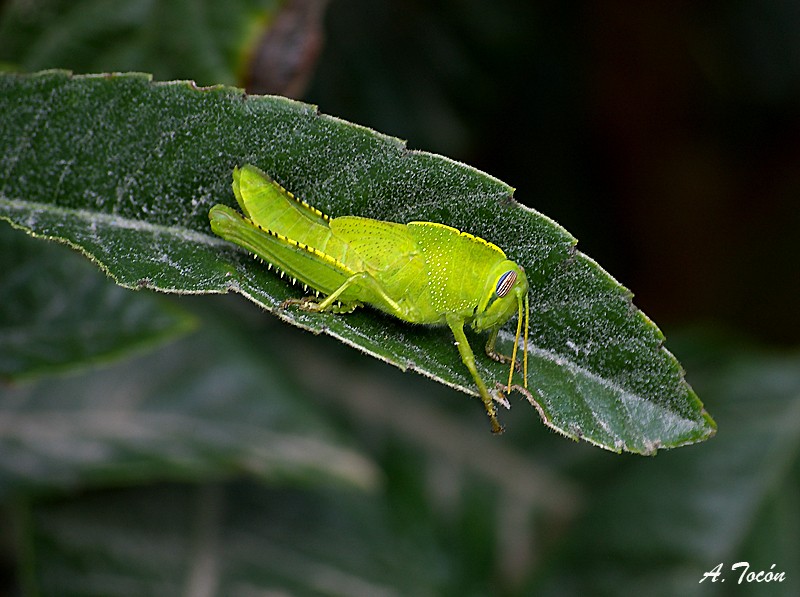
[700,562,785,584]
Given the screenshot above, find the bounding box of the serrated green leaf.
[0,70,715,453]
[0,225,195,380]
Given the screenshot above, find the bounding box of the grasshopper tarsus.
[280,296,320,311]
[485,345,523,372]
[281,295,361,315]
[490,417,505,434]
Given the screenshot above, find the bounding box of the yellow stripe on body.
[251,221,355,275]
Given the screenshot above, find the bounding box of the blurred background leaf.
[0,0,283,87]
[0,228,195,380]
[27,482,447,596]
[0,291,378,500]
[1,0,799,595]
[535,332,800,596]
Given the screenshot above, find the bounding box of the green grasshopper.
[209,165,529,433]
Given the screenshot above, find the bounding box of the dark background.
[308,0,800,345]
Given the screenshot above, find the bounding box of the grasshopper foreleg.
[447,314,504,434]
[484,329,523,371]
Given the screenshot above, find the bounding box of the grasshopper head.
[473,260,529,391]
[473,260,528,331]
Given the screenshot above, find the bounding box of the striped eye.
[496,270,516,297]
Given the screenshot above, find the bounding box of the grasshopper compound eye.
[495,270,517,298]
